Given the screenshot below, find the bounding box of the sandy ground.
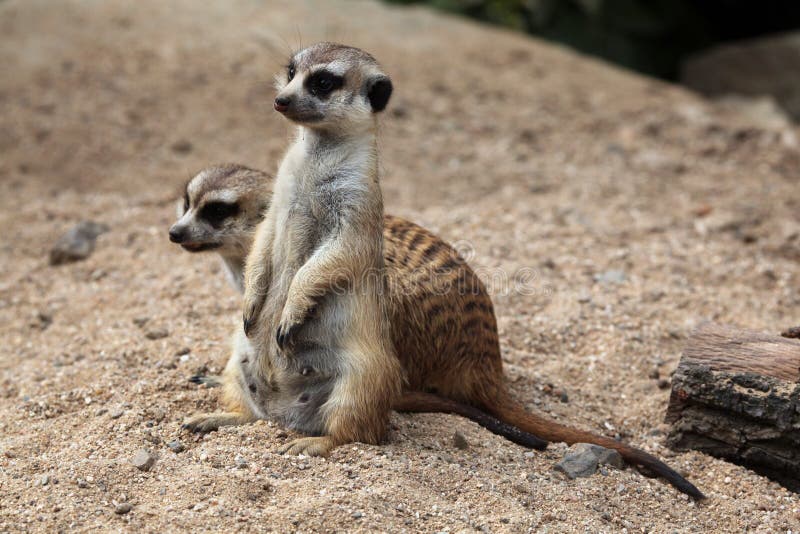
[1,0,799,531]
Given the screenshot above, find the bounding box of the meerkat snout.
[274,95,291,113]
[168,225,187,244]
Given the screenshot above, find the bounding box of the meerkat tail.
[189,374,222,387]
[395,391,548,451]
[491,397,705,499]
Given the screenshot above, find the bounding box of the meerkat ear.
[367,75,392,113]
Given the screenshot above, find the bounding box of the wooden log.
[665,322,800,491]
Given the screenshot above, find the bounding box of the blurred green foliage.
[385,0,800,79]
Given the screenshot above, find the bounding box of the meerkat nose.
[168,226,186,243]
[274,96,291,113]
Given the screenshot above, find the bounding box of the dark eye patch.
[305,70,344,98]
[183,191,190,213]
[199,201,239,228]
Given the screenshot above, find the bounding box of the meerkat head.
[273,42,393,131]
[169,164,270,259]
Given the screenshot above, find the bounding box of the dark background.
[386,0,800,79]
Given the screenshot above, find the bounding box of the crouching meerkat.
[174,159,703,498]
[179,42,703,497]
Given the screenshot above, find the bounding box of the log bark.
[665,322,800,491]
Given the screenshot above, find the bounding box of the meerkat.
[186,42,433,458]
[169,164,268,292]
[179,42,703,497]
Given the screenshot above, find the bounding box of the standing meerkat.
[187,42,409,458]
[178,42,703,496]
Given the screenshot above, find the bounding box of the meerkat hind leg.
[182,411,254,433]
[278,436,335,457]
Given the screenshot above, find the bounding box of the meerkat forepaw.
[182,412,249,433]
[278,436,334,457]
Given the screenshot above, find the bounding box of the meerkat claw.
[188,374,222,387]
[276,322,300,351]
[243,313,255,336]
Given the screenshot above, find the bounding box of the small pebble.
[131,449,156,471]
[145,329,169,340]
[452,431,469,450]
[235,455,248,468]
[49,221,109,265]
[554,443,623,479]
[593,270,626,284]
[171,139,193,154]
[167,440,185,453]
[114,502,132,515]
[110,409,124,419]
[351,511,363,519]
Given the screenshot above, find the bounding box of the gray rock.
[171,139,193,154]
[131,449,156,471]
[167,440,185,453]
[681,32,800,121]
[593,270,626,284]
[452,431,469,450]
[235,455,248,468]
[114,502,132,515]
[715,95,792,130]
[49,221,109,266]
[593,446,624,470]
[554,443,623,479]
[145,328,169,340]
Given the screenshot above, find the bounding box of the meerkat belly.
[242,201,353,434]
[241,340,344,435]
